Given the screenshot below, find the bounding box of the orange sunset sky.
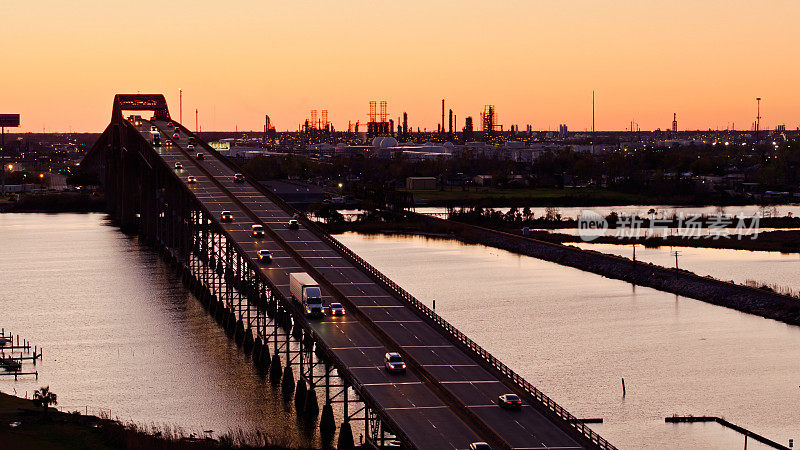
[2,0,799,133]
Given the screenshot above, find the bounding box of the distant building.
[209,140,231,154]
[405,177,437,190]
[558,124,568,139]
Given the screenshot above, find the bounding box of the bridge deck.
[141,119,585,450]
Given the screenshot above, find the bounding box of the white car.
[384,352,406,373]
[257,249,272,263]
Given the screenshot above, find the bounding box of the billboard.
[0,114,20,127]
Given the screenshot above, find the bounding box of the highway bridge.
[82,94,615,450]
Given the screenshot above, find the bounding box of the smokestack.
[448,109,453,134]
[441,99,445,135]
[403,112,408,136]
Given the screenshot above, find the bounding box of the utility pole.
[592,90,594,155]
[672,250,680,279]
[179,88,183,124]
[755,97,761,142]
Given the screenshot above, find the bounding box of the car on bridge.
[329,303,345,316]
[196,153,205,160]
[384,352,406,373]
[186,176,197,184]
[286,219,299,230]
[251,224,265,237]
[469,443,491,450]
[233,173,245,183]
[174,162,183,170]
[257,249,273,263]
[150,125,158,134]
[497,393,522,410]
[187,144,195,150]
[220,211,233,222]
[172,132,180,139]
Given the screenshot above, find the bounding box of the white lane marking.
[384,406,449,411]
[373,320,424,323]
[355,305,406,308]
[330,346,384,350]
[423,364,480,368]
[403,345,455,348]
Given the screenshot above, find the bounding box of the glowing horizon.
[2,0,798,133]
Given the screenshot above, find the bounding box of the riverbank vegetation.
[318,208,800,253]
[0,390,302,449]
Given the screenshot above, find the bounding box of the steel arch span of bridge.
[82,94,616,450]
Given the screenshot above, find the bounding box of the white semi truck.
[289,272,324,318]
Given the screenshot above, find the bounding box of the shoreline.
[0,390,301,449]
[324,214,800,327]
[325,220,800,253]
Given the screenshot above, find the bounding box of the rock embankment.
[414,213,800,327]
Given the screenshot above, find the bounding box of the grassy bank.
[398,186,779,207]
[0,391,299,450]
[323,216,800,253]
[403,187,649,206]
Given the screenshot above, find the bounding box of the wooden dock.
[0,328,42,379]
[666,416,790,449]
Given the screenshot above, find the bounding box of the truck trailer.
[289,272,324,317]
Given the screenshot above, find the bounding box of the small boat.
[0,356,22,371]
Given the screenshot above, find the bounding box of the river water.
[571,242,800,296]
[334,232,799,450]
[0,213,312,446]
[2,213,798,449]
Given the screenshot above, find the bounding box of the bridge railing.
[187,133,615,450]
[310,225,617,450]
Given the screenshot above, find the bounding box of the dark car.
[251,224,265,237]
[174,162,183,170]
[257,249,272,263]
[286,219,299,230]
[220,211,233,222]
[233,173,245,183]
[329,303,345,316]
[196,152,205,160]
[186,176,197,184]
[497,393,522,410]
[384,352,406,373]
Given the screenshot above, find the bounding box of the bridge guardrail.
[188,135,615,450]
[309,222,617,450]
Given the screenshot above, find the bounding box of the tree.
[32,386,57,418]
